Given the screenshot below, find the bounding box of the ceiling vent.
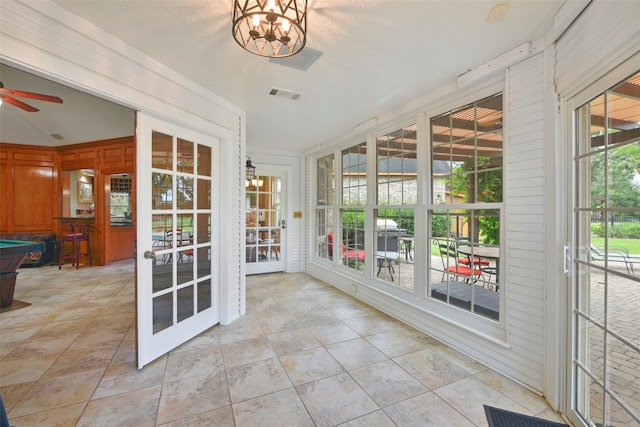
[268,47,322,71]
[50,133,64,140]
[268,88,301,100]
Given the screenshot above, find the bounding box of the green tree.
[590,142,640,214]
[449,157,502,244]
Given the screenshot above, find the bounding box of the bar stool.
[75,223,91,267]
[58,224,81,269]
[58,224,91,269]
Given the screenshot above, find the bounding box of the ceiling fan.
[0,81,63,112]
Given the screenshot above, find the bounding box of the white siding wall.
[504,53,547,390]
[554,1,640,99]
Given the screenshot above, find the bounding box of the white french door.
[245,166,287,275]
[568,70,640,426]
[136,112,219,369]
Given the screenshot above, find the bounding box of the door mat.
[484,405,568,427]
[0,300,32,313]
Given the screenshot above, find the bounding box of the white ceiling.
[0,0,566,153]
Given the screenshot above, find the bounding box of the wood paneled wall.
[0,144,58,234]
[0,136,135,265]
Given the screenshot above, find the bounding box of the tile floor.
[0,261,568,426]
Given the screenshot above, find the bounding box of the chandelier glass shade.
[232,0,307,58]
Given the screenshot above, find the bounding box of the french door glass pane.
[152,131,172,170]
[177,138,194,174]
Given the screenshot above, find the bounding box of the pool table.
[0,239,42,307]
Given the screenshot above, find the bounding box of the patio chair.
[455,237,490,267]
[377,232,400,280]
[589,244,636,275]
[435,239,482,283]
[328,232,365,264]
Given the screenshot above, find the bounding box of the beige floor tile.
[349,359,429,407]
[157,405,235,427]
[36,318,92,336]
[41,344,117,379]
[344,315,408,336]
[257,313,304,335]
[77,385,161,427]
[438,344,488,375]
[249,298,292,318]
[66,327,127,352]
[326,337,389,370]
[282,298,326,314]
[339,409,397,427]
[232,387,314,427]
[0,323,43,344]
[164,345,224,381]
[93,358,166,399]
[475,369,552,415]
[227,357,292,403]
[220,336,277,369]
[279,346,344,385]
[364,329,434,358]
[2,333,78,360]
[7,402,85,427]
[394,346,472,389]
[384,392,476,427]
[0,382,34,413]
[434,376,532,426]
[312,294,353,308]
[156,371,230,425]
[296,372,379,426]
[267,328,322,356]
[306,319,360,346]
[0,353,59,386]
[217,315,265,344]
[168,327,219,354]
[325,301,378,319]
[1,266,568,426]
[8,367,104,418]
[294,306,339,326]
[110,333,137,365]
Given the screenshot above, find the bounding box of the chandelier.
[246,157,256,181]
[232,0,307,58]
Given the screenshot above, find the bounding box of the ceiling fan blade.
[0,88,63,104]
[0,94,40,112]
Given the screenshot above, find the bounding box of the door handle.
[144,250,156,260]
[281,220,286,229]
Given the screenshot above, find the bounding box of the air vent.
[50,133,64,140]
[268,88,301,100]
[268,47,322,71]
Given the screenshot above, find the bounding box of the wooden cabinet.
[110,225,135,262]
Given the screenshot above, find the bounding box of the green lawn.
[590,237,640,255]
[427,237,640,256]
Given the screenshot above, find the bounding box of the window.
[375,124,417,289]
[340,143,367,271]
[428,93,503,320]
[315,154,334,260]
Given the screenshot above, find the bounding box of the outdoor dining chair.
[435,239,483,283]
